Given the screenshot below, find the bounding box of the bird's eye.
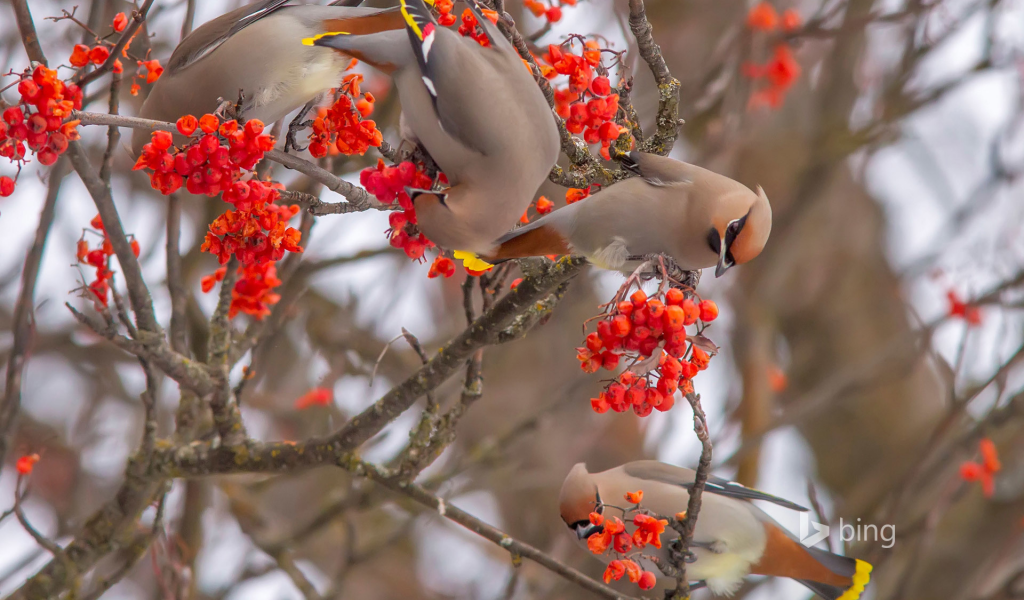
[706,228,721,254]
[724,214,749,248]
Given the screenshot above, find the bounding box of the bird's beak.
[575,523,603,540]
[715,236,732,278]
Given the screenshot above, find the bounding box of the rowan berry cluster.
[308,70,382,158]
[75,215,140,308]
[524,0,577,23]
[69,14,163,96]
[360,159,436,261]
[134,114,273,195]
[201,181,299,320]
[743,3,803,110]
[579,287,719,416]
[0,65,83,197]
[543,41,629,159]
[585,490,668,591]
[134,115,300,320]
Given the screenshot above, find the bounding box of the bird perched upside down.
[311,0,560,255]
[484,152,772,277]
[134,0,400,154]
[560,461,871,599]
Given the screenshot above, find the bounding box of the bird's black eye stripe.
[707,228,720,254]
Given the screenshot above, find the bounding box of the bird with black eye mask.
[477,152,772,278]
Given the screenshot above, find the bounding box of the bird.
[133,0,405,154]
[481,152,772,277]
[559,461,872,599]
[309,0,560,255]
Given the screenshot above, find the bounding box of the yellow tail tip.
[836,559,872,600]
[302,31,350,46]
[454,250,493,271]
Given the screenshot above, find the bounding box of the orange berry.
[663,305,685,331]
[611,314,632,337]
[198,113,219,133]
[681,299,700,325]
[699,299,719,322]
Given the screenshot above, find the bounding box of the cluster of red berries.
[743,3,803,110]
[309,70,382,158]
[134,114,274,195]
[68,14,163,96]
[134,114,297,321]
[584,490,668,591]
[0,65,83,197]
[199,189,298,320]
[202,180,302,267]
[360,159,436,261]
[544,42,629,159]
[231,262,284,319]
[76,215,140,308]
[579,288,719,416]
[524,0,577,23]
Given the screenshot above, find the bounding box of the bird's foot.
[284,98,319,154]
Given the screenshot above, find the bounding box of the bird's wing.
[167,0,292,74]
[620,151,694,187]
[399,0,490,155]
[623,461,809,512]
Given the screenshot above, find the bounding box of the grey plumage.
[489,152,773,277]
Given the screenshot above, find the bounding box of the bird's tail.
[797,549,872,600]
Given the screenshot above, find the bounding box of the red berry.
[151,130,173,150]
[0,176,15,197]
[625,386,645,407]
[630,289,648,307]
[664,305,686,331]
[3,107,24,125]
[88,45,110,65]
[177,115,199,136]
[199,114,219,133]
[682,299,700,326]
[639,571,657,590]
[601,352,620,370]
[611,314,632,337]
[665,288,684,305]
[654,393,675,412]
[699,299,719,322]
